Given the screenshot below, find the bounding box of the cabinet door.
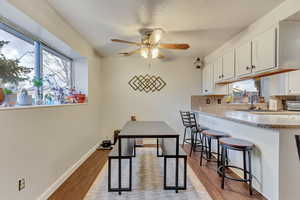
[236,42,252,77]
[252,27,277,72]
[223,49,235,80]
[288,70,300,94]
[213,57,223,83]
[202,64,213,93]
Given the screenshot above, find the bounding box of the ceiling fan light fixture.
[141,47,149,58]
[151,47,159,59]
[152,29,163,44]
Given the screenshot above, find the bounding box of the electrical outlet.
[18,178,25,191]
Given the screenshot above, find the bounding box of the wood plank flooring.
[48,146,266,200]
[182,145,266,200]
[48,149,110,200]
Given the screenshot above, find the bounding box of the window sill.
[0,103,88,111]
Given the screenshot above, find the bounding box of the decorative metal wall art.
[128,74,166,93]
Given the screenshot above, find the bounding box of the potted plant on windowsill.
[32,77,43,105]
[3,88,17,107]
[0,40,32,105]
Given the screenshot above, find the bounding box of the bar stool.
[189,112,208,157]
[200,130,230,167]
[218,138,254,195]
[180,111,193,147]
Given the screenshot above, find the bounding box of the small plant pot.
[3,94,17,107]
[0,88,4,105]
[17,94,33,106]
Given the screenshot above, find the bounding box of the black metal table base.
[108,156,132,195]
[163,155,187,192]
[110,134,183,194]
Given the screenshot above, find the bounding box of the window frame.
[41,44,73,90]
[0,21,74,96]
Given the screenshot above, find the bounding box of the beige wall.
[0,1,104,199]
[100,57,202,141]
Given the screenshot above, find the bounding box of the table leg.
[175,136,179,193]
[118,137,122,195]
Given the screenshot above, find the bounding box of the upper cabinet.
[222,49,235,80]
[202,62,228,95]
[202,63,213,94]
[236,42,252,77]
[252,27,277,73]
[213,50,235,83]
[288,70,300,94]
[208,21,300,85]
[213,57,223,83]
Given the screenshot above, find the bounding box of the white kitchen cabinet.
[235,42,252,77]
[202,63,213,94]
[252,27,277,73]
[288,70,300,94]
[213,57,223,83]
[222,49,235,80]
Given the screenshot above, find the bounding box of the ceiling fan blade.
[119,49,141,56]
[159,43,190,50]
[149,28,163,44]
[111,39,141,46]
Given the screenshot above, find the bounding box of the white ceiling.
[47,0,285,58]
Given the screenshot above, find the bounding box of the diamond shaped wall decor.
[128,74,166,93]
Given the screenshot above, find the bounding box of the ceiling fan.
[111,28,190,59]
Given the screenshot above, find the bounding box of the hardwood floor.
[48,146,266,200]
[48,149,110,200]
[182,145,266,200]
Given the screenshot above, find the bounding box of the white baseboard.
[37,142,100,200]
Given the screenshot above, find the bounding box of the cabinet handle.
[222,74,224,78]
[219,75,222,79]
[252,65,256,69]
[205,90,208,92]
[246,66,250,70]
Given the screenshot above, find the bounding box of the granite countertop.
[195,109,300,128]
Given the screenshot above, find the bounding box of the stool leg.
[217,139,220,168]
[248,150,253,195]
[189,130,195,157]
[225,148,229,166]
[243,150,247,180]
[208,137,212,159]
[182,127,187,147]
[204,135,209,159]
[200,134,204,166]
[221,146,226,189]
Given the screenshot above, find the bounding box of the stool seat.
[202,130,230,138]
[220,138,254,149]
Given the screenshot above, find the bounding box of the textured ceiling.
[47,0,285,58]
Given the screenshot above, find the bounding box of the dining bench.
[159,138,187,191]
[108,139,135,192]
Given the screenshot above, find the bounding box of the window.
[0,22,74,105]
[42,48,72,103]
[0,27,35,95]
[232,79,261,103]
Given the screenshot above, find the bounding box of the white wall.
[100,57,202,141]
[0,1,104,199]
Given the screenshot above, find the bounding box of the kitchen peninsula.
[194,108,300,200]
